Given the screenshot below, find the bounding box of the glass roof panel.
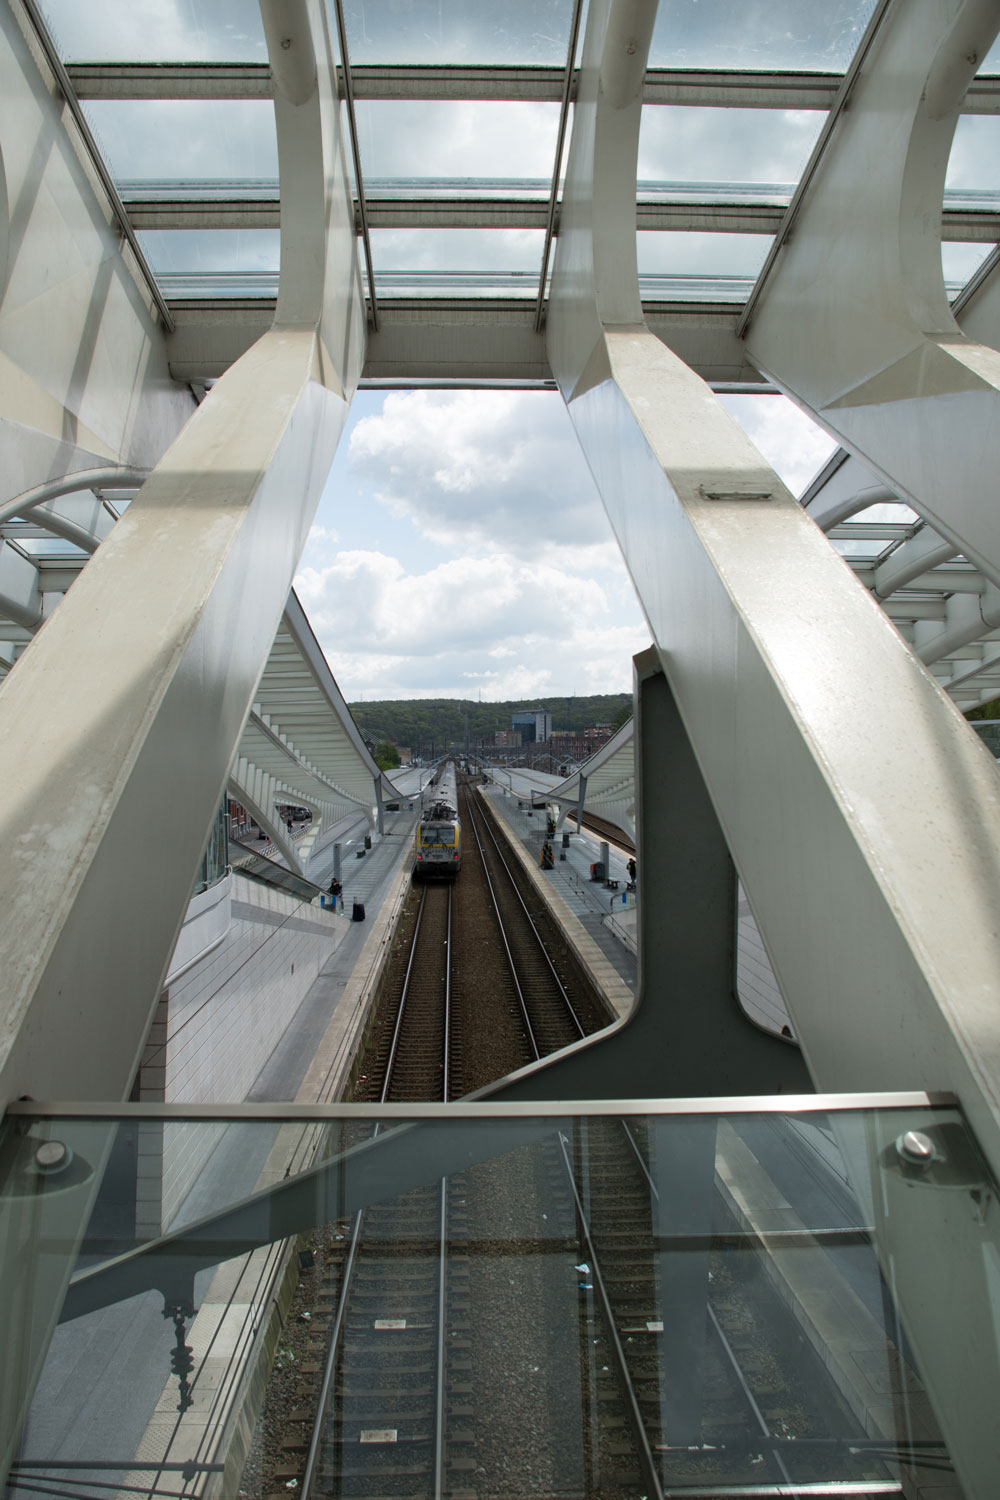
[370,228,543,298]
[637,230,772,277]
[38,0,267,62]
[340,0,574,66]
[137,229,280,299]
[978,34,1000,73]
[830,536,900,560]
[850,502,919,526]
[355,102,560,192]
[946,116,1000,196]
[648,0,878,71]
[638,107,825,190]
[81,101,278,185]
[942,241,996,294]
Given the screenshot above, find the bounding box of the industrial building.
[511,707,553,743]
[2,0,1000,1494]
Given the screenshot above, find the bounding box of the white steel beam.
[64,60,1000,111]
[0,540,41,631]
[529,3,1000,1486]
[742,0,1000,587]
[125,191,1000,240]
[167,298,769,387]
[0,0,366,1111]
[871,526,960,595]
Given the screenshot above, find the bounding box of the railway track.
[298,876,459,1499]
[269,780,617,1499]
[353,780,611,1102]
[251,777,928,1498]
[565,1116,910,1497]
[359,881,457,1103]
[462,788,593,1062]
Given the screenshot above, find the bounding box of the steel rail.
[705,1303,798,1489]
[301,875,452,1498]
[330,0,379,331]
[620,1119,883,1491]
[17,0,175,334]
[619,1118,797,1484]
[556,1130,665,1500]
[533,0,585,333]
[443,886,452,1103]
[433,1178,447,1500]
[298,1209,364,1500]
[464,795,541,1058]
[381,885,430,1096]
[470,794,587,1039]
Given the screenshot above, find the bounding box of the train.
[413,760,462,880]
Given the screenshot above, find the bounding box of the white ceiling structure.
[0,476,388,876]
[3,0,1000,727]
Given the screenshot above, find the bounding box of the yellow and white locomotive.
[413,761,462,880]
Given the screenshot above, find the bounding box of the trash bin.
[364,834,372,849]
[562,832,570,848]
[352,901,366,922]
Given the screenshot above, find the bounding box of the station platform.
[477,777,794,1041]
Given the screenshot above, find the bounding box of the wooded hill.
[350,694,632,753]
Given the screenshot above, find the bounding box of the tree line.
[352,693,633,754]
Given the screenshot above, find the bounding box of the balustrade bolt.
[895,1130,935,1167]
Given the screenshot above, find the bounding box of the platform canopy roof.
[546,717,637,840]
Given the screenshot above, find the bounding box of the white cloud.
[348,390,619,559]
[637,107,823,186]
[719,394,838,497]
[294,546,649,701]
[355,100,559,182]
[42,0,266,62]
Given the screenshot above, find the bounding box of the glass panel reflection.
[81,101,278,186]
[942,240,997,295]
[637,230,773,278]
[947,116,1000,198]
[38,0,267,62]
[340,0,574,66]
[136,229,280,298]
[356,101,560,188]
[638,106,826,192]
[648,0,879,71]
[370,228,544,298]
[2,1101,989,1497]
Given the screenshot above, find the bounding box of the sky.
[294,389,840,704]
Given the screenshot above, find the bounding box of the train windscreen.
[421,823,456,847]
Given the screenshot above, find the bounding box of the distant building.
[550,731,590,762]
[512,708,552,744]
[495,729,522,748]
